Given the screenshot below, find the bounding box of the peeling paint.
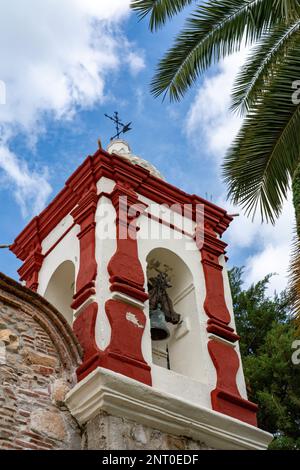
[126,312,143,329]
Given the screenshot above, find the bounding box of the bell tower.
[10,139,272,450]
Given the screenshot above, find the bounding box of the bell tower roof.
[107,139,164,180]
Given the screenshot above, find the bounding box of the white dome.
[106,139,164,180]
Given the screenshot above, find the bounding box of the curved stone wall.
[0,273,82,450]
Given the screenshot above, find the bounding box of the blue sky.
[0,1,293,294]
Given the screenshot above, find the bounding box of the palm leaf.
[289,232,300,323]
[231,20,300,115]
[130,0,194,30]
[223,35,300,223]
[274,0,300,20]
[150,0,297,100]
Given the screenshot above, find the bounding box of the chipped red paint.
[104,299,151,385]
[208,339,258,426]
[73,300,151,385]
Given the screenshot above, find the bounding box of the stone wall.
[83,412,211,450]
[0,273,82,450]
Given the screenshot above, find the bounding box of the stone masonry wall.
[83,412,211,450]
[0,273,82,450]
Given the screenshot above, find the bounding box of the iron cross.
[104,112,132,141]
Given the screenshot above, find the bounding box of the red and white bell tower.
[10,140,272,450]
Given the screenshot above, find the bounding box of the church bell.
[150,303,170,341]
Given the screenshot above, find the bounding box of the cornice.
[65,367,273,450]
[10,148,233,262]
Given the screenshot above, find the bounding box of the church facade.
[1,140,272,450]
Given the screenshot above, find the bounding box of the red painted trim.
[207,324,240,343]
[206,318,240,342]
[104,299,151,385]
[18,252,44,292]
[107,182,148,302]
[208,339,258,426]
[195,221,237,343]
[10,149,233,265]
[71,189,98,307]
[101,182,152,384]
[109,282,149,303]
[71,287,96,310]
[74,300,151,385]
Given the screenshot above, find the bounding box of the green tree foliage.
[228,267,300,449]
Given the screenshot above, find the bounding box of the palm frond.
[231,20,300,115]
[223,36,300,223]
[289,231,300,324]
[273,0,300,21]
[150,0,291,100]
[130,0,193,31]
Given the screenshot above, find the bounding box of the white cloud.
[0,0,143,216]
[126,52,146,76]
[245,244,290,295]
[220,196,294,295]
[186,51,246,160]
[186,49,294,294]
[0,146,52,217]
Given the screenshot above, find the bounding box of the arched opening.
[146,248,198,378]
[44,261,75,325]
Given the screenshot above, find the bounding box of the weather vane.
[104,111,132,141]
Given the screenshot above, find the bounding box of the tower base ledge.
[65,367,273,450]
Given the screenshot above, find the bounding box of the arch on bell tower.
[146,247,199,379]
[43,260,76,325]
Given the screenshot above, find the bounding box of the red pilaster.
[73,182,151,385]
[107,182,148,302]
[104,181,151,385]
[71,189,98,310]
[196,222,239,343]
[208,340,258,426]
[196,218,258,426]
[69,186,100,381]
